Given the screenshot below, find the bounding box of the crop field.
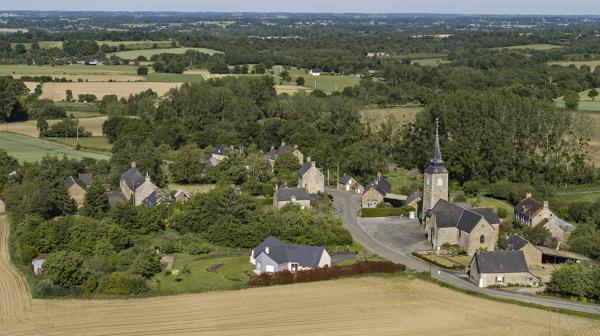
[0,132,110,162]
[549,60,600,69]
[48,136,112,153]
[495,44,563,50]
[0,64,139,76]
[10,41,63,49]
[1,116,107,138]
[108,47,223,60]
[555,89,600,112]
[1,216,599,336]
[24,81,181,100]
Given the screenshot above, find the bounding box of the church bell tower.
[421,118,448,220]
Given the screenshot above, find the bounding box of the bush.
[361,208,404,217]
[137,66,148,75]
[453,192,467,203]
[462,181,481,196]
[497,207,508,219]
[248,261,405,287]
[97,272,134,295]
[186,242,214,255]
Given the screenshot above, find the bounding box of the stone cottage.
[501,235,542,268]
[297,159,324,194]
[468,250,539,288]
[338,174,364,194]
[514,194,573,241]
[361,173,392,208]
[208,144,234,166]
[273,186,311,209]
[120,162,164,206]
[266,142,304,165]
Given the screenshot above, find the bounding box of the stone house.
[337,174,364,194]
[501,235,542,268]
[361,173,392,208]
[120,162,164,206]
[468,250,540,288]
[515,193,573,241]
[174,190,190,204]
[266,142,304,165]
[403,190,422,212]
[298,160,324,194]
[250,236,331,274]
[208,144,234,166]
[65,175,87,209]
[273,186,311,209]
[425,200,500,254]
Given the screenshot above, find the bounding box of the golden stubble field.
[24,82,182,100]
[1,217,599,336]
[0,117,107,137]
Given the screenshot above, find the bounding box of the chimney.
[306,156,311,163]
[526,193,532,199]
[543,201,549,209]
[294,145,298,149]
[270,145,274,151]
[311,161,316,167]
[145,173,151,183]
[281,141,286,146]
[265,246,270,254]
[131,162,136,168]
[377,171,382,177]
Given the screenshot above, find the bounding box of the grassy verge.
[412,252,466,271]
[5,215,38,298]
[413,271,600,321]
[361,208,404,217]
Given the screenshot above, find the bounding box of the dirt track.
[1,216,599,335]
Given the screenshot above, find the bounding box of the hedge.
[361,208,404,217]
[248,261,405,287]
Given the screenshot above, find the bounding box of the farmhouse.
[425,200,500,254]
[298,159,325,194]
[273,186,311,209]
[501,235,543,268]
[337,174,364,194]
[32,255,46,276]
[309,68,323,76]
[65,175,87,208]
[266,142,304,165]
[514,194,573,241]
[208,144,233,166]
[468,250,539,288]
[250,236,331,274]
[120,162,165,206]
[361,172,392,208]
[366,52,390,57]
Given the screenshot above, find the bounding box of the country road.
[327,187,600,315]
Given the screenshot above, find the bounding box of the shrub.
[453,192,467,203]
[186,242,213,255]
[248,261,405,287]
[463,181,481,196]
[497,207,508,219]
[98,272,133,295]
[361,208,403,217]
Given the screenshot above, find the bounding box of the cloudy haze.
[1,0,600,15]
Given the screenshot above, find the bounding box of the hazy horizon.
[1,0,600,16]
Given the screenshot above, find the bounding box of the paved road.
[327,187,600,315]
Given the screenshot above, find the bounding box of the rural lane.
[326,187,600,315]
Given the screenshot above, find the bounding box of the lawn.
[10,41,63,50]
[467,196,514,220]
[147,254,253,295]
[494,44,563,51]
[108,47,223,60]
[144,72,204,83]
[555,89,600,112]
[413,252,469,270]
[47,136,112,153]
[384,169,422,194]
[0,132,110,162]
[167,183,217,194]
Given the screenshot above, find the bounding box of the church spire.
[431,118,443,165]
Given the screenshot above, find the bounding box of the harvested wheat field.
[24,82,182,100]
[1,217,599,335]
[14,74,144,82]
[1,116,107,137]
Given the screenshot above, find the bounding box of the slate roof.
[501,235,530,251]
[298,161,317,176]
[275,187,311,202]
[65,175,81,189]
[339,173,352,185]
[515,196,543,218]
[141,191,159,207]
[424,128,447,174]
[212,144,231,156]
[254,236,326,268]
[174,190,190,199]
[121,166,145,191]
[535,246,590,261]
[473,251,529,274]
[429,199,498,233]
[266,143,297,160]
[471,207,500,225]
[404,190,422,205]
[78,174,93,186]
[365,174,392,195]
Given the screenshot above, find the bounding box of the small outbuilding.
[65,175,87,209]
[337,174,364,194]
[468,250,539,288]
[32,255,46,276]
[501,235,542,268]
[174,190,191,204]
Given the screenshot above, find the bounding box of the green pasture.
[0,132,110,162]
[108,47,223,60]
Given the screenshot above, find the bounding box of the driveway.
[358,216,430,254]
[326,187,600,315]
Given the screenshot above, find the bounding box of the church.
[421,121,500,254]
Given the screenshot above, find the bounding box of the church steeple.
[425,118,447,173]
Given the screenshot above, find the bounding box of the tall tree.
[80,182,110,219]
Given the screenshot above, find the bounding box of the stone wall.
[422,171,448,219]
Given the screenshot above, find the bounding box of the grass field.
[361,105,422,127]
[1,116,107,137]
[0,64,139,76]
[147,255,252,295]
[97,40,173,48]
[0,132,110,162]
[411,58,449,66]
[549,60,600,69]
[108,47,222,60]
[167,183,217,194]
[10,41,63,50]
[48,136,112,153]
[495,44,563,51]
[555,89,600,112]
[468,196,514,220]
[24,81,181,100]
[280,67,360,93]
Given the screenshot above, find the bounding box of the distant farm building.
[515,194,573,242]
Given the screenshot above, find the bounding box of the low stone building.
[425,200,500,254]
[298,160,324,194]
[361,173,392,208]
[266,142,304,165]
[273,186,311,209]
[174,190,191,204]
[337,174,364,194]
[501,235,542,268]
[250,236,331,274]
[120,162,145,201]
[468,250,539,288]
[514,193,573,242]
[120,162,165,206]
[65,175,87,209]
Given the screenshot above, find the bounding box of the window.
[480,235,485,244]
[256,262,261,271]
[437,178,443,186]
[265,265,275,273]
[496,276,504,283]
[426,176,431,186]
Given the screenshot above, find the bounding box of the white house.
[309,68,323,76]
[250,236,331,274]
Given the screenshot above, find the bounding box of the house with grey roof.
[266,141,304,165]
[208,144,233,166]
[337,174,364,194]
[250,236,331,274]
[298,159,324,194]
[425,199,500,254]
[501,235,542,268]
[515,193,572,242]
[361,172,392,208]
[273,186,311,209]
[119,162,165,206]
[78,174,93,187]
[468,250,540,288]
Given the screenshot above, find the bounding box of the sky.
[1,0,600,15]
